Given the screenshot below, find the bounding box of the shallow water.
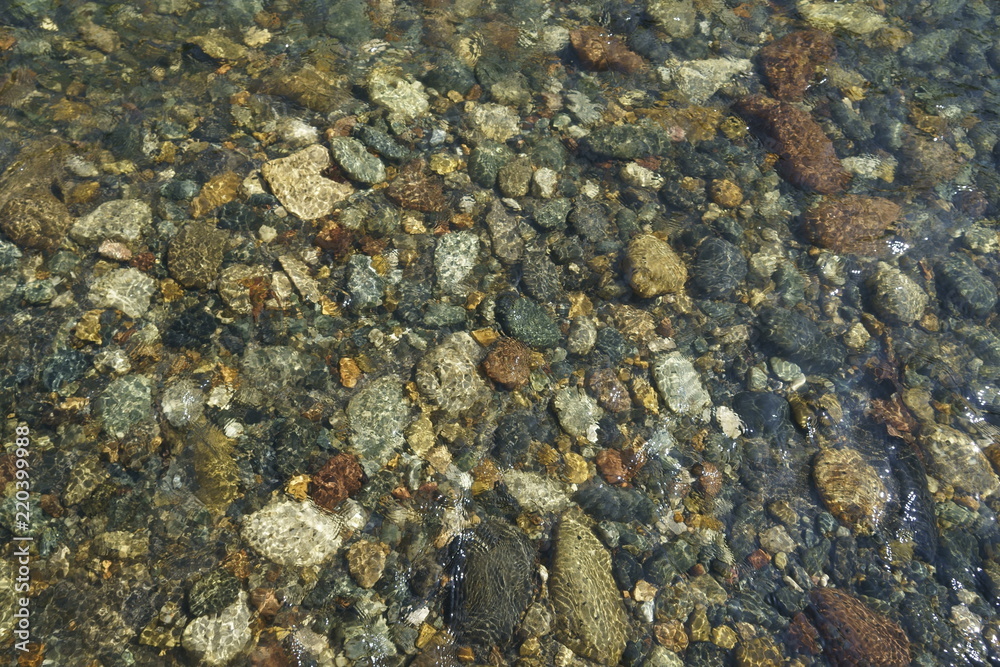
[1,0,1000,665]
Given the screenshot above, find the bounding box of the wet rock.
[569,200,610,242]
[495,294,562,348]
[188,570,240,618]
[624,234,687,297]
[450,520,535,649]
[936,254,998,318]
[468,103,521,143]
[164,305,216,350]
[550,511,629,665]
[486,200,524,264]
[99,375,152,438]
[709,178,743,208]
[257,64,349,114]
[663,57,753,105]
[570,27,644,73]
[181,590,252,667]
[415,332,489,415]
[261,144,354,220]
[692,461,723,496]
[533,197,572,230]
[329,136,386,184]
[434,230,479,296]
[346,254,385,311]
[899,131,962,187]
[652,351,711,415]
[468,141,514,188]
[346,540,389,588]
[0,194,71,253]
[161,379,205,428]
[868,262,927,324]
[71,199,152,247]
[813,447,887,534]
[759,30,836,101]
[347,376,411,469]
[586,124,671,160]
[367,67,430,120]
[482,337,532,389]
[497,155,533,198]
[89,267,156,318]
[242,496,354,567]
[758,307,844,373]
[168,222,229,289]
[554,386,604,442]
[386,158,447,212]
[693,237,747,298]
[735,637,784,667]
[587,368,631,413]
[353,124,409,162]
[217,264,270,315]
[647,0,697,38]
[807,588,911,667]
[310,452,365,511]
[41,349,89,392]
[521,250,562,302]
[920,424,999,498]
[736,95,851,194]
[802,195,900,255]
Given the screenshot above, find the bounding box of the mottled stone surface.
[168,222,229,288]
[261,144,354,220]
[550,511,628,665]
[71,199,152,246]
[346,540,389,588]
[347,376,411,470]
[759,30,836,101]
[808,587,911,667]
[570,26,644,73]
[415,332,489,415]
[386,158,447,212]
[813,447,886,534]
[625,234,687,297]
[242,496,348,567]
[311,452,365,511]
[652,351,711,415]
[0,195,71,253]
[802,195,900,255]
[89,267,156,318]
[482,337,532,389]
[736,95,851,194]
[920,423,999,497]
[329,136,386,184]
[181,591,252,666]
[868,262,927,324]
[217,264,270,315]
[451,520,535,649]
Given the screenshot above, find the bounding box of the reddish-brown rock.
[692,461,723,496]
[310,452,365,511]
[386,159,447,212]
[802,194,901,255]
[735,95,851,194]
[482,337,532,389]
[807,587,911,667]
[759,30,836,101]
[570,27,645,74]
[586,368,631,413]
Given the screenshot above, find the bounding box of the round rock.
[625,234,687,297]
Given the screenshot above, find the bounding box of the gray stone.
[468,103,520,143]
[661,58,752,105]
[495,295,562,349]
[652,352,711,415]
[367,67,429,120]
[161,379,205,428]
[920,424,999,498]
[553,387,604,443]
[415,332,488,415]
[434,230,479,296]
[567,317,598,355]
[71,199,152,246]
[498,156,532,198]
[188,570,240,618]
[469,141,514,187]
[647,0,697,37]
[533,198,572,230]
[242,497,350,567]
[329,136,386,184]
[486,200,524,265]
[89,267,156,318]
[347,254,385,311]
[348,376,411,469]
[181,591,252,666]
[936,254,997,318]
[868,262,927,324]
[99,374,152,438]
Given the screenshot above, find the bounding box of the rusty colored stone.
[481,337,532,389]
[310,452,365,511]
[386,159,447,212]
[597,448,628,485]
[735,95,851,194]
[191,171,241,218]
[570,27,644,74]
[802,194,901,256]
[709,178,743,208]
[314,222,354,258]
[746,548,771,570]
[899,130,963,188]
[654,620,689,652]
[692,461,723,497]
[788,612,822,656]
[586,368,631,413]
[807,587,911,667]
[249,588,281,621]
[759,30,836,101]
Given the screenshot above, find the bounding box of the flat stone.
[181,591,252,667]
[261,145,354,221]
[329,136,386,184]
[71,199,152,246]
[242,496,351,567]
[652,352,711,415]
[89,267,156,318]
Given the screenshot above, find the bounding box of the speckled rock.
[347,254,385,311]
[450,520,535,649]
[899,131,962,187]
[482,337,532,389]
[188,569,240,618]
[693,237,747,298]
[347,376,411,470]
[181,590,252,666]
[346,540,389,588]
[242,496,354,567]
[329,136,386,184]
[758,307,845,373]
[99,374,152,438]
[71,199,152,247]
[624,234,687,297]
[261,144,354,220]
[868,262,927,324]
[168,222,229,289]
[919,423,999,497]
[587,368,631,413]
[495,294,562,348]
[759,30,836,101]
[802,195,900,256]
[807,588,911,667]
[367,67,429,120]
[435,230,480,295]
[570,26,644,73]
[554,386,604,442]
[217,264,270,315]
[736,95,850,194]
[386,158,447,212]
[936,254,998,318]
[813,447,887,534]
[0,194,72,253]
[550,511,628,665]
[415,332,489,415]
[652,351,711,415]
[161,379,205,428]
[533,197,572,230]
[497,156,533,198]
[486,200,524,264]
[89,267,156,318]
[468,103,521,143]
[469,141,514,188]
[310,452,365,511]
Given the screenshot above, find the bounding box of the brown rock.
[802,194,901,255]
[310,452,365,511]
[167,221,229,288]
[624,234,687,297]
[482,337,532,389]
[586,368,631,413]
[692,461,722,497]
[813,447,887,534]
[759,30,836,101]
[735,637,784,667]
[807,587,911,667]
[0,194,72,253]
[735,95,850,194]
[346,540,389,588]
[709,178,743,208]
[570,27,644,74]
[899,130,963,187]
[596,449,628,485]
[191,171,241,218]
[654,620,689,652]
[386,159,447,212]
